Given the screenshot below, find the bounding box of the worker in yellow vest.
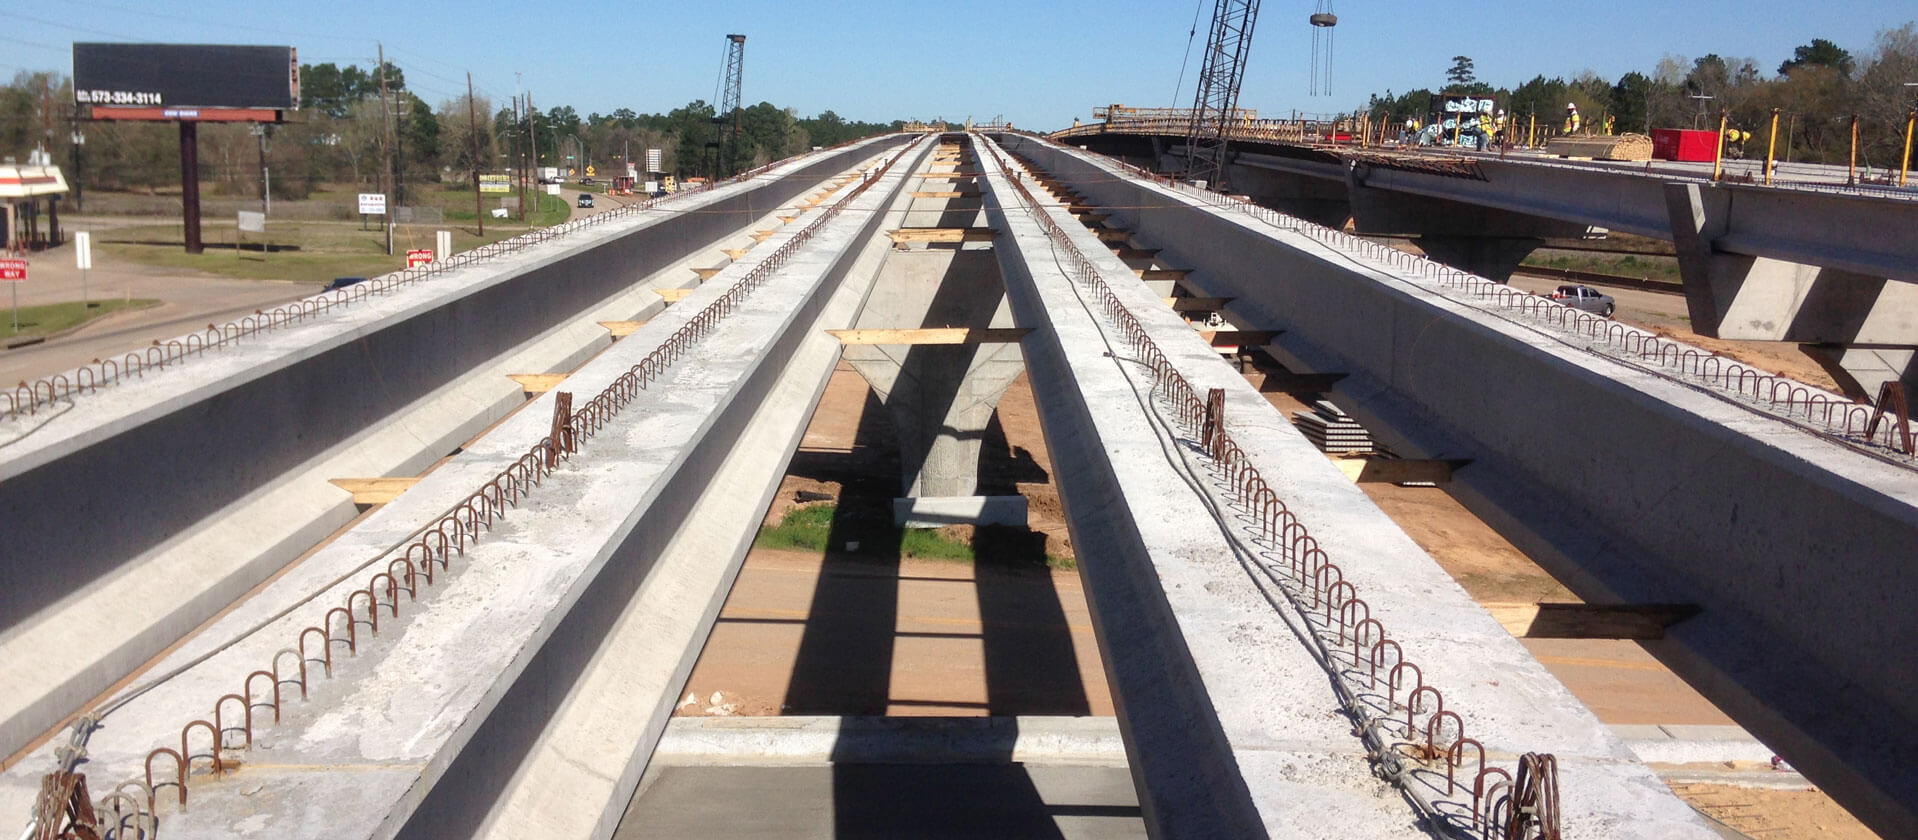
[1723,126,1751,159]
[1604,114,1616,136]
[1564,103,1582,134]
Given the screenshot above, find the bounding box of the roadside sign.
[358,193,387,215]
[75,232,92,270]
[435,230,452,261]
[479,174,510,194]
[0,259,26,282]
[545,183,561,196]
[237,211,266,233]
[406,248,434,268]
[585,165,596,177]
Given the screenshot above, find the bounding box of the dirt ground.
[676,363,1106,719]
[1670,782,1882,839]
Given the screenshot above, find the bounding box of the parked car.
[1550,284,1615,317]
[576,193,595,208]
[579,176,597,185]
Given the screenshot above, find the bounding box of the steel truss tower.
[1184,0,1260,191]
[712,34,747,178]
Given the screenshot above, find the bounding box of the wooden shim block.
[1094,228,1132,242]
[597,320,647,337]
[887,228,999,243]
[751,230,777,241]
[691,267,723,280]
[1075,212,1110,224]
[722,248,748,260]
[510,373,571,393]
[1163,296,1234,311]
[328,477,422,505]
[656,288,692,303]
[1330,457,1463,484]
[1483,602,1700,640]
[778,216,799,224]
[1194,329,1276,347]
[827,327,1031,345]
[1115,247,1161,259]
[1137,268,1188,281]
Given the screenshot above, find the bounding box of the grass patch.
[96,197,575,286]
[1521,252,1681,283]
[754,502,1075,570]
[1,297,159,341]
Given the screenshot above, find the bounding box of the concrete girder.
[1006,134,1918,839]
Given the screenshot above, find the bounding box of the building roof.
[0,165,70,199]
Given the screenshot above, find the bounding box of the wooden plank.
[691,267,723,280]
[328,477,421,505]
[1162,296,1234,312]
[1114,247,1161,259]
[1194,329,1276,347]
[750,230,777,241]
[656,288,692,303]
[1482,602,1700,640]
[917,170,981,176]
[887,228,999,243]
[1075,212,1110,224]
[1094,228,1132,242]
[778,215,799,224]
[722,248,748,259]
[1330,457,1464,484]
[1257,371,1346,393]
[827,327,1031,345]
[598,320,648,337]
[509,373,570,393]
[1137,269,1188,281]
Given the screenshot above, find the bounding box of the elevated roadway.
[1056,118,1918,402]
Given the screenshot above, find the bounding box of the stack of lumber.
[1293,400,1374,454]
[1545,132,1654,161]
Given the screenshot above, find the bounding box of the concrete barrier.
[996,133,1918,838]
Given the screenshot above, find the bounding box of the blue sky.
[3,0,1913,128]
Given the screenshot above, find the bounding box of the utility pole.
[468,71,483,236]
[377,43,394,255]
[528,91,540,223]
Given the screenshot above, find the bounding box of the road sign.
[358,193,387,215]
[0,259,26,281]
[406,249,434,268]
[479,174,509,194]
[586,165,596,177]
[237,210,266,233]
[75,232,92,270]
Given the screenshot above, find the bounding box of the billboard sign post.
[74,232,91,308]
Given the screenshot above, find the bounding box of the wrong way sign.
[0,259,26,282]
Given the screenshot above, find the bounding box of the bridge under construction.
[3,128,1915,839]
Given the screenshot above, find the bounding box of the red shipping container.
[1652,129,1720,162]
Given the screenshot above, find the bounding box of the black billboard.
[73,44,299,110]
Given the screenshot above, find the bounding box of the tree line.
[1364,23,1917,168]
[0,61,904,203]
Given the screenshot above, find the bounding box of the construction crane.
[1184,0,1261,191]
[710,34,747,179]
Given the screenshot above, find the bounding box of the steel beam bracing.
[1184,0,1260,191]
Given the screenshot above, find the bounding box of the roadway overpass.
[1053,117,1918,403]
[1,129,1912,838]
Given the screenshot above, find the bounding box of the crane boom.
[1184,0,1261,191]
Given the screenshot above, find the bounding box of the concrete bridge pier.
[1666,182,1918,400]
[842,248,1027,518]
[1346,166,1591,280]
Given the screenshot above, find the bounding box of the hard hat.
[1498,109,1506,115]
[1567,103,1577,109]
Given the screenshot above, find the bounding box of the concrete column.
[1413,235,1547,281]
[842,249,1025,499]
[1666,182,1918,399]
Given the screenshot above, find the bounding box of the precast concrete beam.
[1001,134,1918,838]
[0,137,927,840]
[978,134,1717,839]
[0,138,910,764]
